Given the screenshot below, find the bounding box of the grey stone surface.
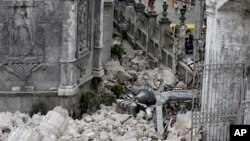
[200,0,250,139]
[204,0,250,114]
[0,0,64,92]
[102,1,114,65]
[0,0,115,111]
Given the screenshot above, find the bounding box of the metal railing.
[191,62,248,141]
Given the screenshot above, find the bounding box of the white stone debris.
[0,106,162,141]
[0,48,192,141]
[166,111,192,141]
[176,81,187,88]
[103,53,180,91]
[1,106,192,141]
[160,68,178,86]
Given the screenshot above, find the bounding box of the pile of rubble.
[0,51,194,141]
[166,112,192,141]
[100,50,194,140]
[0,105,191,141]
[102,52,187,92]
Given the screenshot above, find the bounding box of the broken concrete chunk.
[80,131,96,141]
[128,70,138,80]
[145,108,153,119]
[38,107,69,139]
[160,69,177,86]
[176,81,187,88]
[83,115,93,123]
[53,106,69,117]
[0,112,13,133]
[91,114,105,122]
[148,131,163,140]
[117,70,132,84]
[136,110,145,120]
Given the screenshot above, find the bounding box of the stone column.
[102,0,114,66]
[92,0,105,77]
[193,0,205,62]
[177,7,187,59]
[146,10,157,58]
[147,11,157,26]
[201,0,216,110]
[59,0,78,96]
[172,40,178,74]
[117,0,122,21]
[159,1,171,67]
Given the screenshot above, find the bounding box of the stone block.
[116,99,137,117]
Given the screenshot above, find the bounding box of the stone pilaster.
[92,0,105,77]
[59,0,78,96]
[159,1,171,67]
[146,10,157,59]
[204,0,216,64]
[101,0,114,66]
[178,25,187,56]
[177,7,187,58]
[147,11,157,26]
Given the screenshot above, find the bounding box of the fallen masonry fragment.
[115,85,196,139]
[0,104,193,141]
[155,90,197,136]
[102,48,195,140]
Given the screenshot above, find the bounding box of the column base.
[92,68,105,77]
[58,85,79,96]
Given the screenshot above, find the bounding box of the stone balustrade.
[114,0,195,82]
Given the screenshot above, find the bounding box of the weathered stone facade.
[0,0,114,112]
[203,0,250,114]
[200,0,250,139]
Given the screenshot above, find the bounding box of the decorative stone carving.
[77,0,92,57]
[0,0,46,80]
[0,63,46,81]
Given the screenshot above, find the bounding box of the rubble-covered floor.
[103,51,187,93]
[0,105,191,141]
[0,40,193,141]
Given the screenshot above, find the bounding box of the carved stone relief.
[77,0,92,57]
[0,1,46,81]
[0,63,46,81]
